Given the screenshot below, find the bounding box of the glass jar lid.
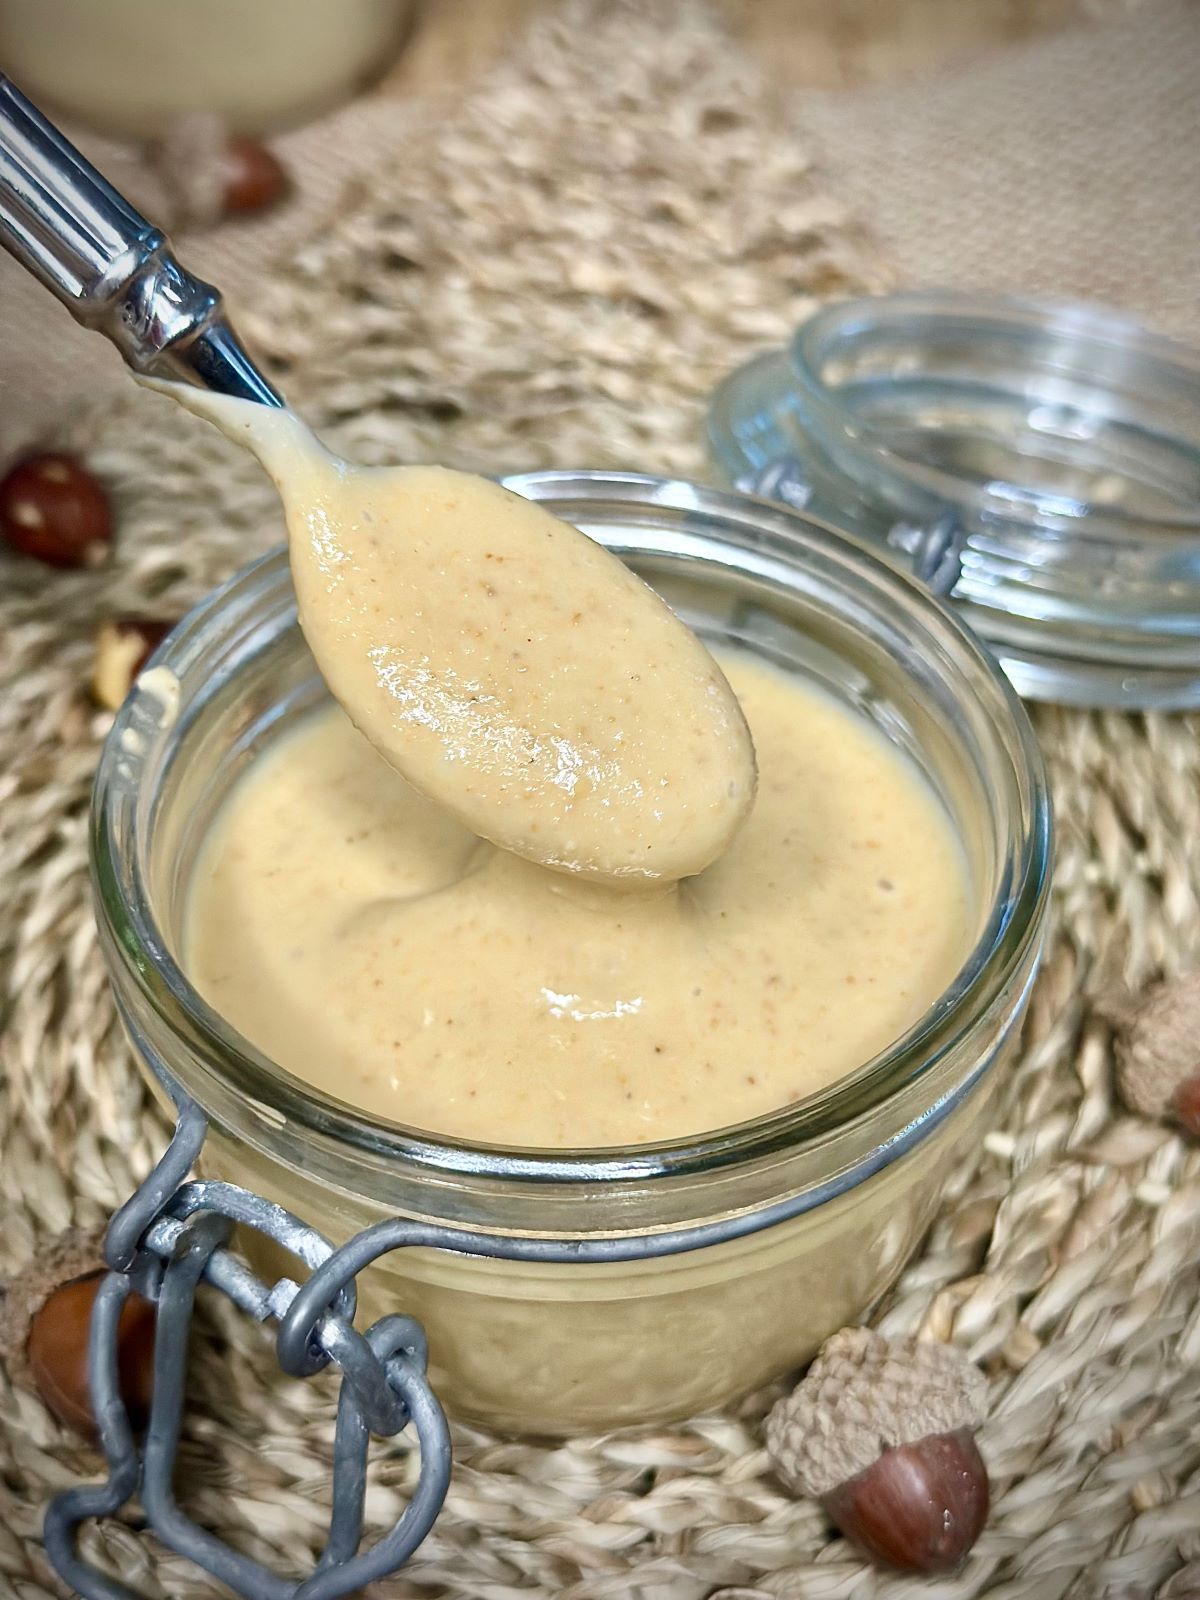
[707,292,1200,710]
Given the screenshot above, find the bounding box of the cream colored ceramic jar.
[0,0,413,137]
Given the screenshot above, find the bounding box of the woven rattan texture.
[2,3,1199,1595]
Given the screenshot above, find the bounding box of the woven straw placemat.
[2,3,1200,1596]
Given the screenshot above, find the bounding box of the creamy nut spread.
[160,387,970,1149]
[187,653,971,1147]
[156,389,756,884]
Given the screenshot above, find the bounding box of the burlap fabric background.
[795,0,1200,344]
[3,3,1200,1596]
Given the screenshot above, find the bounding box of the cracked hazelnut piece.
[767,1327,989,1575]
[1103,972,1200,1136]
[92,617,174,712]
[0,452,112,568]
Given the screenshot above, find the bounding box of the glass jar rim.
[709,293,1200,711]
[92,470,1052,1193]
[789,289,1200,539]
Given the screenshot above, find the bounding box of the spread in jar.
[186,652,972,1147]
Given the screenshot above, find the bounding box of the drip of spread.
[152,387,756,883]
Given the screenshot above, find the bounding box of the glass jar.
[92,470,1050,1436]
[708,292,1200,711]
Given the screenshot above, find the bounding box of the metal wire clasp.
[737,456,966,600]
[43,1100,452,1600]
[40,1040,994,1595]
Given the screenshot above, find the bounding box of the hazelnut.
[0,452,112,569]
[27,1271,155,1436]
[91,617,174,712]
[1171,1073,1200,1137]
[767,1327,989,1575]
[821,1426,988,1574]
[1103,973,1200,1136]
[220,137,289,215]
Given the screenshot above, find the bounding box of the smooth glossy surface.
[185,655,970,1146]
[164,393,756,884]
[0,451,112,568]
[822,1429,989,1575]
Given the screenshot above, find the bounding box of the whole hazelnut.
[767,1327,989,1575]
[220,137,289,215]
[821,1426,988,1574]
[1103,973,1200,1136]
[91,617,175,712]
[27,1271,156,1436]
[0,452,113,568]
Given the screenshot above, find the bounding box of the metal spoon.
[0,74,282,406]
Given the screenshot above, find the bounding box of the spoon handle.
[0,75,282,406]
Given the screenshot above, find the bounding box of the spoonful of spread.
[159,389,757,883]
[0,78,754,882]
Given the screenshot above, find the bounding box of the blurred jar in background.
[0,0,416,137]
